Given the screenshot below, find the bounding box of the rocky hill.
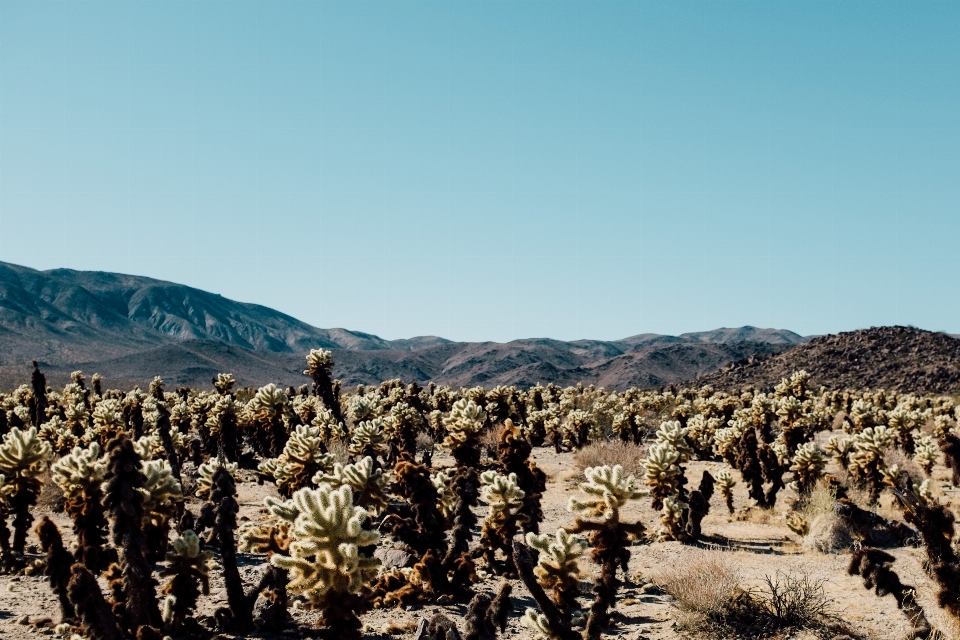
[697,326,960,394]
[0,261,805,390]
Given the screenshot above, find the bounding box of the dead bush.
[659,555,839,639]
[574,440,647,478]
[655,549,741,622]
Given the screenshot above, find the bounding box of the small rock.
[374,547,414,569]
[19,615,30,625]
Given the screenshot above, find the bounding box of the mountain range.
[0,261,807,390]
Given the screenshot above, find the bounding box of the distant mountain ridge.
[0,261,805,389]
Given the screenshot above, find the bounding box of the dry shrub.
[884,446,926,484]
[801,480,853,554]
[655,549,741,625]
[35,470,65,514]
[658,552,837,638]
[574,440,647,478]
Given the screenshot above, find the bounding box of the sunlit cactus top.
[568,464,646,520]
[0,426,53,478]
[51,442,106,499]
[442,398,487,447]
[304,348,335,376]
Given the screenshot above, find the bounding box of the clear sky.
[1,1,958,342]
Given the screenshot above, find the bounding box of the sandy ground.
[2,445,958,640]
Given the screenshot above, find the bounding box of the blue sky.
[1,1,958,342]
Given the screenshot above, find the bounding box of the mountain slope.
[697,326,960,394]
[0,261,803,389]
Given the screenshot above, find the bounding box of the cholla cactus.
[270,484,380,639]
[304,349,346,427]
[715,469,736,514]
[196,458,238,498]
[565,464,646,639]
[312,407,346,441]
[443,398,487,465]
[914,435,940,475]
[0,426,53,556]
[789,443,826,494]
[654,421,694,462]
[160,530,214,631]
[52,443,106,501]
[658,495,688,541]
[785,511,809,537]
[313,456,388,515]
[51,443,108,569]
[564,410,593,449]
[849,426,896,502]
[91,399,124,445]
[140,459,184,560]
[39,416,80,455]
[713,419,747,464]
[640,443,682,510]
[133,433,163,461]
[479,471,527,574]
[569,464,646,522]
[825,434,854,468]
[686,415,721,457]
[347,419,386,460]
[260,424,337,497]
[245,383,291,457]
[431,471,458,525]
[213,373,236,395]
[525,528,584,628]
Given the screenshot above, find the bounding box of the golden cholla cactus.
[430,471,458,524]
[849,426,895,473]
[311,407,346,441]
[686,414,722,456]
[140,459,184,525]
[655,420,694,462]
[213,373,236,395]
[0,426,52,479]
[39,416,80,455]
[849,426,896,502]
[785,511,809,537]
[442,398,487,449]
[524,528,584,628]
[480,470,526,520]
[789,443,826,493]
[348,394,380,423]
[641,442,682,510]
[525,528,584,593]
[658,495,688,541]
[479,470,527,574]
[713,419,747,463]
[134,433,164,461]
[304,348,335,377]
[51,442,106,500]
[824,434,854,467]
[569,464,646,521]
[914,435,940,475]
[91,398,124,443]
[715,468,736,514]
[259,424,337,496]
[270,484,380,627]
[160,529,215,629]
[348,419,386,457]
[313,456,388,515]
[196,458,239,498]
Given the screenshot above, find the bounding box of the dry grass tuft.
[574,440,647,478]
[657,550,839,638]
[655,549,741,623]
